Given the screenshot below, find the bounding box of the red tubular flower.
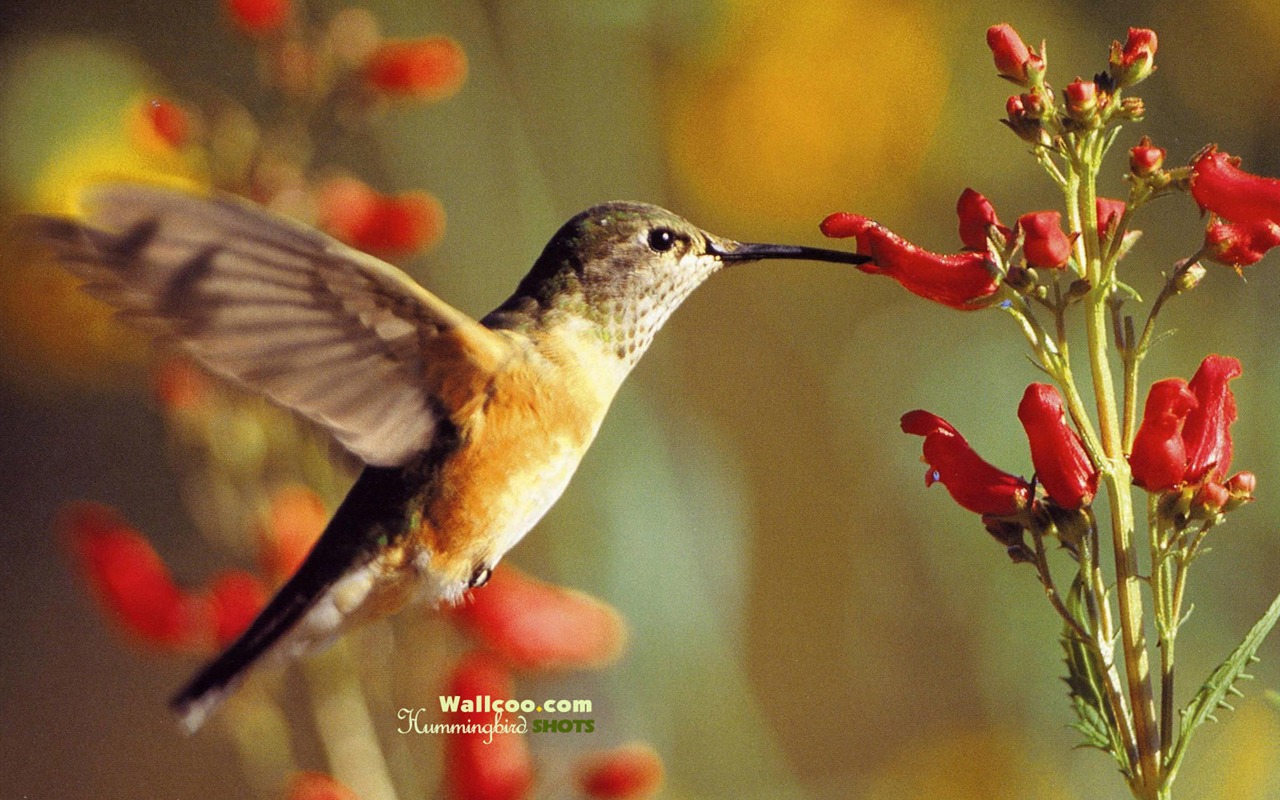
[1017,384,1097,509]
[208,571,268,647]
[1130,379,1198,490]
[449,566,627,670]
[820,213,999,309]
[1204,220,1280,267]
[1110,27,1158,86]
[442,652,534,800]
[1064,78,1098,121]
[1129,136,1165,177]
[62,503,208,650]
[1182,354,1242,483]
[1190,146,1280,226]
[956,188,1010,251]
[364,37,467,100]
[317,177,445,257]
[576,744,665,800]
[900,410,1031,516]
[986,24,1038,85]
[1096,198,1127,243]
[1017,211,1073,268]
[224,0,290,35]
[286,772,360,800]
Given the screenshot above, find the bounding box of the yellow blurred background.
[4,0,1280,798]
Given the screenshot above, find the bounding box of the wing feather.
[26,185,511,466]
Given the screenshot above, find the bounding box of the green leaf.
[1166,591,1280,780]
[1060,579,1131,776]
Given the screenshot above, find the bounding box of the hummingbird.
[28,184,867,732]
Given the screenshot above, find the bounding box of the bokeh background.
[4,0,1280,798]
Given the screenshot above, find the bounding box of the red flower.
[208,571,268,647]
[1110,27,1158,86]
[1130,378,1198,490]
[317,177,445,257]
[1190,146,1280,226]
[820,213,999,309]
[1182,354,1242,484]
[1017,211,1073,268]
[576,744,664,800]
[1064,78,1098,121]
[1017,384,1097,509]
[956,188,1010,251]
[449,566,627,670]
[900,410,1031,516]
[1129,136,1165,177]
[224,0,289,35]
[986,24,1040,85]
[1096,197,1127,243]
[442,653,534,800]
[1204,219,1280,267]
[62,503,208,650]
[364,37,467,100]
[286,772,359,800]
[258,484,328,583]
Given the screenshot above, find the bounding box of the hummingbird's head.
[485,201,866,367]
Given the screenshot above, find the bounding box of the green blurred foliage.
[4,0,1280,798]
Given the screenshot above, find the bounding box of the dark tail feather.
[170,465,414,733]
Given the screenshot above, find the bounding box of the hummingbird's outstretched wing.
[27,184,510,466]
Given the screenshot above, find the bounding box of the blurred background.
[4,0,1280,798]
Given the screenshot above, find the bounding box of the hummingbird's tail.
[170,465,417,733]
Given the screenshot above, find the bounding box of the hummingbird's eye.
[468,564,492,589]
[647,227,678,252]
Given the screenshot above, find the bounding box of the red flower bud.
[1017,210,1073,268]
[1130,379,1198,490]
[1182,354,1242,484]
[1096,198,1127,243]
[576,744,665,800]
[224,0,289,35]
[442,653,534,800]
[1205,219,1280,267]
[1191,146,1280,226]
[1003,95,1042,142]
[1226,471,1257,498]
[1018,384,1097,509]
[956,188,1010,251]
[986,24,1040,85]
[1193,481,1231,513]
[820,213,999,309]
[1129,136,1165,177]
[901,410,1031,516]
[1064,78,1098,121]
[364,37,467,100]
[1110,27,1158,86]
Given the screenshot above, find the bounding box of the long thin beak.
[706,238,869,265]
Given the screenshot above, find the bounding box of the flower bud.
[1224,471,1257,511]
[1174,262,1207,294]
[1129,136,1165,177]
[1191,480,1231,518]
[1110,27,1158,87]
[1017,210,1073,269]
[986,24,1042,85]
[1003,95,1042,142]
[1096,198,1127,243]
[1064,78,1099,122]
[1116,96,1146,121]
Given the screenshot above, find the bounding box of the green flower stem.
[1067,131,1161,794]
